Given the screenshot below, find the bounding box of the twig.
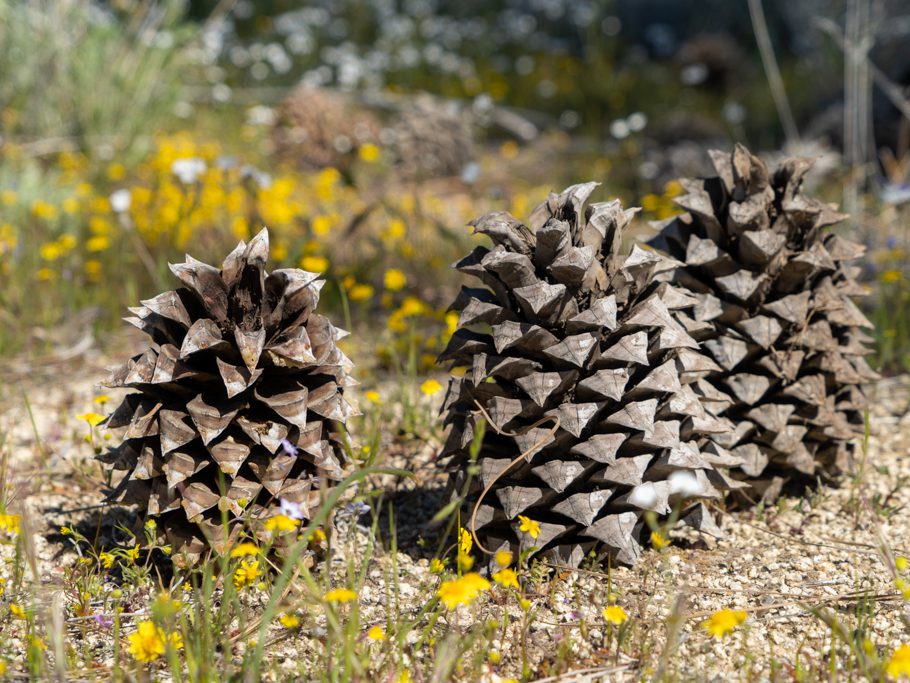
[815,16,910,122]
[530,663,633,682]
[468,399,560,555]
[747,0,800,146]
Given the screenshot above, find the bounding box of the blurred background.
[1,0,909,379]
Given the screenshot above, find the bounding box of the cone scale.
[100,229,357,565]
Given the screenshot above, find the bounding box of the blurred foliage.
[0,0,196,164]
[0,0,907,375]
[0,130,548,371]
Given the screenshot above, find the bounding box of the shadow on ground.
[372,484,450,561]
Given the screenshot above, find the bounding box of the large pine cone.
[648,144,877,500]
[438,183,741,569]
[101,229,357,565]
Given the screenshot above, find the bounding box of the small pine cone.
[272,86,381,170]
[438,183,740,569]
[648,144,877,500]
[100,229,357,565]
[390,96,474,179]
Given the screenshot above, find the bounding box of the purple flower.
[280,439,299,456]
[279,498,304,520]
[94,614,113,629]
[888,236,898,249]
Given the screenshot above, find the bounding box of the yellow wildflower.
[272,242,288,262]
[10,603,25,618]
[429,558,446,574]
[518,515,540,540]
[233,560,261,590]
[398,296,426,316]
[99,552,114,569]
[437,572,491,609]
[886,644,910,679]
[86,235,111,252]
[500,140,519,159]
[444,311,458,337]
[358,143,381,163]
[39,242,64,261]
[37,267,56,282]
[457,527,474,571]
[264,514,299,533]
[125,544,141,562]
[128,621,166,662]
[383,218,407,240]
[603,605,628,625]
[650,531,670,549]
[492,568,519,590]
[702,609,747,638]
[85,260,102,281]
[494,550,513,567]
[348,283,374,301]
[78,412,106,427]
[300,255,329,273]
[897,556,909,572]
[383,268,407,291]
[230,542,259,558]
[883,270,903,284]
[279,613,300,629]
[641,194,660,212]
[324,588,358,603]
[31,201,59,220]
[168,631,183,650]
[420,379,443,396]
[664,180,683,197]
[367,625,386,641]
[365,390,382,405]
[94,394,110,405]
[0,513,21,535]
[107,163,126,181]
[312,215,334,236]
[459,528,472,555]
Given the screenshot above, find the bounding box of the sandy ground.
[1,341,909,681]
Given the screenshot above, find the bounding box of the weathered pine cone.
[101,229,357,565]
[648,144,877,500]
[439,183,741,569]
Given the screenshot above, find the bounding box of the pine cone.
[390,96,474,180]
[272,86,380,171]
[438,183,740,569]
[648,144,877,500]
[101,229,357,565]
